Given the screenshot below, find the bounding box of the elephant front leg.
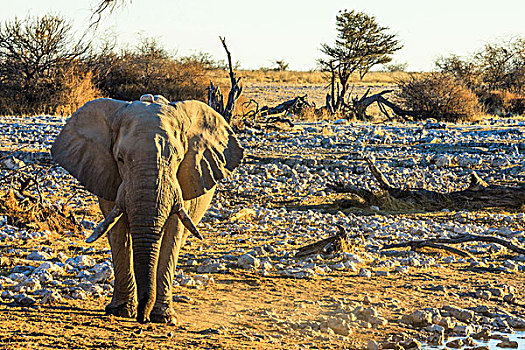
[99,198,137,318]
[151,190,215,324]
[150,215,185,324]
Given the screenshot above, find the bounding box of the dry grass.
[480,90,525,116]
[0,189,80,233]
[209,69,411,86]
[0,65,102,116]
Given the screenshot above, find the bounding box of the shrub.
[90,37,210,102]
[395,73,482,121]
[0,15,99,115]
[480,90,525,116]
[436,37,525,115]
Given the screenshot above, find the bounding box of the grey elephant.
[51,95,243,323]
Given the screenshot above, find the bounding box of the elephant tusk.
[176,208,203,240]
[86,206,123,243]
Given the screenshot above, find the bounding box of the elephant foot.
[105,300,137,318]
[150,304,177,324]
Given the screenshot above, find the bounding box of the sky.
[3,0,525,71]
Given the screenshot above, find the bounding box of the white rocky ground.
[1,113,525,348]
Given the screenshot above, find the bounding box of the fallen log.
[382,233,525,258]
[294,225,364,257]
[243,95,314,123]
[330,157,525,211]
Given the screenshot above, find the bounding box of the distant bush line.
[0,15,215,116]
[395,37,525,121]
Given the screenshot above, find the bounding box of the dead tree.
[207,37,242,123]
[330,157,525,211]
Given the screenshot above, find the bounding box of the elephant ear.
[51,98,128,201]
[176,101,243,200]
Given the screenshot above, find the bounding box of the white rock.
[237,254,261,269]
[27,251,52,261]
[32,262,63,276]
[358,268,372,278]
[66,255,96,269]
[15,277,41,293]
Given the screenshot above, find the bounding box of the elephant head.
[51,96,243,322]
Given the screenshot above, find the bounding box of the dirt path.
[2,252,524,350]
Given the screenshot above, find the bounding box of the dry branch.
[382,233,525,257]
[0,161,81,233]
[295,225,363,257]
[331,157,525,211]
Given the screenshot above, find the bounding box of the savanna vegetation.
[0,10,523,123]
[0,15,213,116]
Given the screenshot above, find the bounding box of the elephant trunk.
[126,168,174,323]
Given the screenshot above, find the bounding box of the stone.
[27,251,52,261]
[1,290,14,300]
[15,277,41,293]
[432,155,452,167]
[453,324,473,336]
[14,293,36,306]
[65,255,96,269]
[35,271,53,283]
[438,316,455,330]
[425,324,444,345]
[406,309,432,327]
[443,305,475,323]
[32,262,63,276]
[87,263,114,283]
[367,340,379,350]
[507,316,525,328]
[40,290,62,304]
[7,273,26,282]
[71,288,87,300]
[503,293,516,303]
[476,289,492,300]
[400,339,422,350]
[496,340,518,348]
[197,262,227,274]
[358,268,372,278]
[473,328,491,340]
[446,338,463,348]
[237,254,260,269]
[326,317,352,336]
[394,266,410,274]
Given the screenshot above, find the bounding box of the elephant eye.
[117,154,124,163]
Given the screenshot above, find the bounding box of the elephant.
[51,94,243,323]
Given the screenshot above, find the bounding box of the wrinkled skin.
[51,96,243,323]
